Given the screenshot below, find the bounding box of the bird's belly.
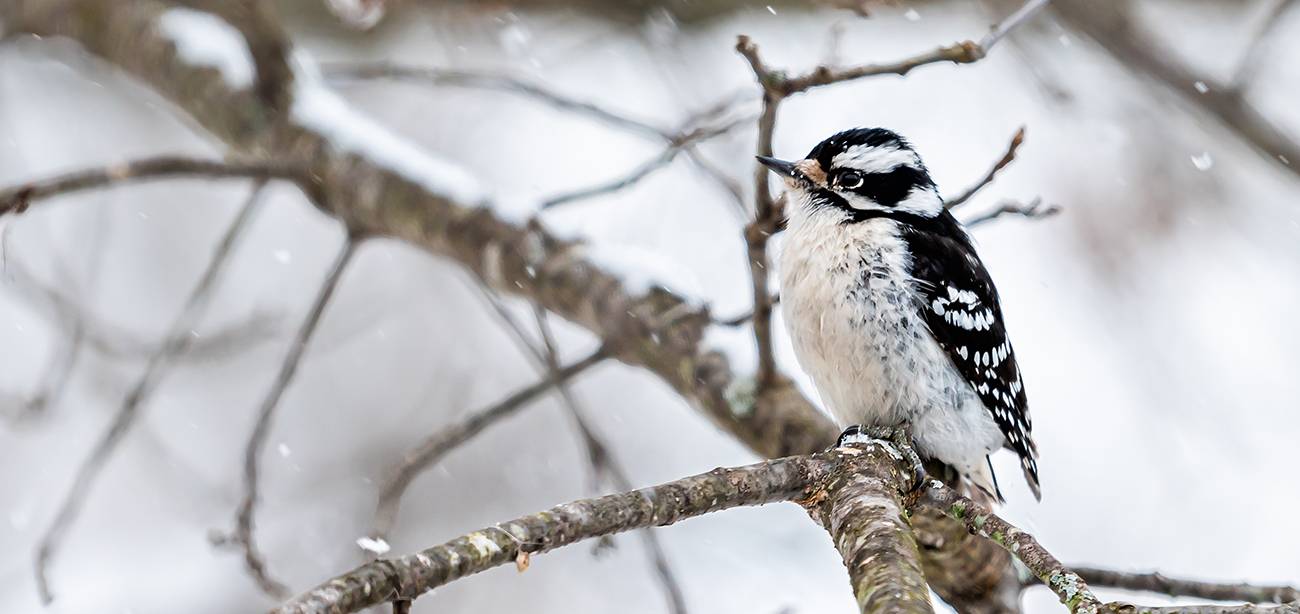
[780,245,1003,468]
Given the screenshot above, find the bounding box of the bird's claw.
[835,424,928,492]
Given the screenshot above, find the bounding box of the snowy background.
[2,1,1299,613]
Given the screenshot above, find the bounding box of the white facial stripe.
[836,182,942,216]
[831,145,921,174]
[890,185,943,216]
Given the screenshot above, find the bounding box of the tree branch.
[224,235,359,598]
[946,126,1027,209]
[919,480,1104,613]
[0,156,308,217]
[736,0,1049,99]
[919,482,1300,614]
[33,180,270,603]
[963,197,1061,227]
[811,445,933,614]
[323,64,668,140]
[1070,567,1299,606]
[371,346,609,540]
[279,442,925,614]
[1051,0,1300,179]
[529,307,689,614]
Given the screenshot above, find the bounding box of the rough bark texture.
[0,1,1015,611]
[277,445,933,614]
[813,445,934,614]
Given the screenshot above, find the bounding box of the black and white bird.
[759,127,1040,501]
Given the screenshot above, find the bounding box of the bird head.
[758,127,943,222]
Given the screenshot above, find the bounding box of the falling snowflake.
[1190,152,1214,171]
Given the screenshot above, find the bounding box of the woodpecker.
[759,127,1040,501]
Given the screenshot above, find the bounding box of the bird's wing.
[900,217,1040,498]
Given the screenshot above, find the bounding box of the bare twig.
[323,64,668,140]
[279,442,924,614]
[0,156,308,217]
[963,197,1061,227]
[736,0,1049,99]
[371,346,609,540]
[1070,567,1299,605]
[530,307,688,614]
[1228,0,1299,92]
[1052,0,1300,179]
[713,294,780,327]
[34,181,271,603]
[979,0,1052,52]
[4,258,280,366]
[946,126,1027,209]
[540,114,753,210]
[226,235,360,598]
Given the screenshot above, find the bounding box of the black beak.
[756,156,798,178]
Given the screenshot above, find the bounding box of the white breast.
[778,208,1003,475]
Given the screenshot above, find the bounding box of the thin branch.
[4,258,279,366]
[979,0,1052,52]
[323,64,669,140]
[278,442,924,614]
[1070,567,1299,605]
[33,181,270,603]
[713,294,780,327]
[540,114,753,210]
[530,307,689,614]
[963,197,1061,227]
[226,235,359,598]
[0,156,307,217]
[946,126,1027,209]
[370,346,609,540]
[735,0,1049,98]
[1051,0,1300,179]
[919,482,1300,614]
[1228,0,1298,92]
[918,480,1105,613]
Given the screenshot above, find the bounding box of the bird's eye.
[837,170,865,190]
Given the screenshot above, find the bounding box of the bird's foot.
[834,424,927,492]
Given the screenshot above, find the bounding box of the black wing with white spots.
[899,211,1040,499]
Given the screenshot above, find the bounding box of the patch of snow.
[325,0,386,30]
[356,536,390,555]
[579,242,704,305]
[156,8,255,90]
[290,51,487,206]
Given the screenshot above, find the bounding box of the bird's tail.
[962,456,1006,506]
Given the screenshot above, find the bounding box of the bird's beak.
[756,156,798,178]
